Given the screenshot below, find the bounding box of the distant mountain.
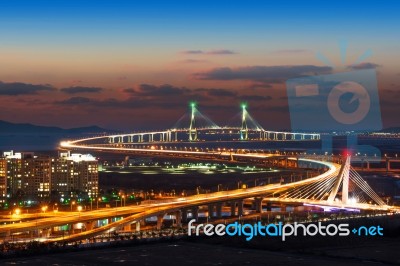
[0,120,122,151]
[0,120,119,135]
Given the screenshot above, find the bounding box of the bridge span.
[2,145,397,243]
[65,103,320,146]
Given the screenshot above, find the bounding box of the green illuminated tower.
[189,102,197,141]
[240,103,248,140]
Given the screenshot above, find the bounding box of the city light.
[97,197,102,209]
[71,200,76,211]
[14,208,21,215]
[0,2,398,263]
[349,198,358,204]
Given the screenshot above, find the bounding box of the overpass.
[3,103,395,243]
[1,151,396,243]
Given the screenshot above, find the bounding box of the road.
[2,156,397,243]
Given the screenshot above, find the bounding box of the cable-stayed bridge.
[4,103,393,243]
[1,151,397,243]
[268,156,386,208]
[61,103,320,150]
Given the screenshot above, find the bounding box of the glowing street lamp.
[97,197,101,209]
[41,206,48,213]
[14,208,21,216]
[77,205,82,218]
[121,195,125,207]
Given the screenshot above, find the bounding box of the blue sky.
[0,0,399,130]
[1,1,398,47]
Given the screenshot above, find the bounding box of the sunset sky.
[0,0,399,131]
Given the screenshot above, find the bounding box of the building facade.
[0,151,51,201]
[0,151,98,203]
[51,152,98,199]
[0,159,6,203]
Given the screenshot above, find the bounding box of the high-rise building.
[0,151,51,201]
[0,159,7,203]
[24,157,51,199]
[0,151,98,203]
[51,152,98,199]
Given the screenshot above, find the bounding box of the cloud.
[179,59,209,64]
[272,49,311,54]
[181,49,237,55]
[262,105,289,112]
[239,95,272,101]
[0,81,55,95]
[60,86,103,94]
[56,96,121,107]
[124,84,190,96]
[192,65,332,83]
[181,50,204,54]
[206,49,236,55]
[56,97,92,105]
[347,62,381,70]
[194,88,237,97]
[56,84,268,110]
[55,83,279,112]
[247,81,273,89]
[56,96,183,109]
[123,88,136,93]
[124,84,238,100]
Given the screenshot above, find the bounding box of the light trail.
[1,134,394,243]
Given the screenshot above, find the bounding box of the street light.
[97,197,101,209]
[71,200,76,211]
[77,205,82,218]
[121,195,125,207]
[14,208,21,216]
[41,206,48,213]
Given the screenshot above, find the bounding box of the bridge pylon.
[327,156,351,204]
[240,103,248,140]
[189,102,197,141]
